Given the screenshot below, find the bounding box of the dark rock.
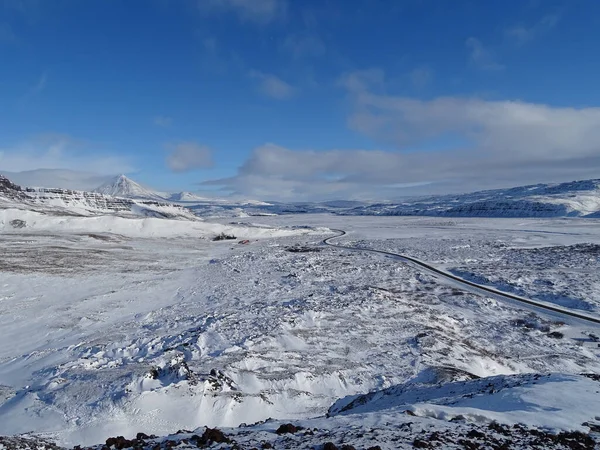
[9,219,26,229]
[428,432,443,442]
[105,436,134,450]
[213,233,236,241]
[275,423,301,434]
[413,439,430,448]
[135,433,150,441]
[323,443,338,450]
[192,428,230,446]
[261,443,273,449]
[467,430,486,439]
[457,439,480,449]
[488,422,510,435]
[286,246,322,253]
[340,446,356,450]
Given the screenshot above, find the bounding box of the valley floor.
[0,215,599,448]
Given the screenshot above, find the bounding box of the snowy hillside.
[183,179,600,219]
[0,174,200,221]
[167,191,214,203]
[5,373,599,449]
[0,215,599,448]
[87,175,600,219]
[343,178,600,218]
[92,176,272,212]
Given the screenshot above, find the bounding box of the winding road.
[323,229,600,326]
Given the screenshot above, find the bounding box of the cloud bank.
[203,70,600,201]
[0,134,133,175]
[0,134,133,189]
[166,142,213,172]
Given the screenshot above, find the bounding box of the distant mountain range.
[94,175,272,207]
[341,179,600,218]
[0,174,198,221]
[1,173,599,219]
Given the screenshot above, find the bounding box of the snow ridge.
[343,178,600,218]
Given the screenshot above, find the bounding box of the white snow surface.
[0,208,317,239]
[330,373,600,431]
[0,214,599,446]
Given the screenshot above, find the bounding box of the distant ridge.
[341,178,600,218]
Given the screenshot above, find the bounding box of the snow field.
[0,215,599,446]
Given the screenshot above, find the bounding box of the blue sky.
[1,0,599,200]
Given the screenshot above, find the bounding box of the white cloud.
[466,37,504,71]
[202,76,600,200]
[197,0,286,24]
[153,115,173,127]
[0,134,134,176]
[346,93,600,162]
[166,142,213,172]
[506,14,560,45]
[203,144,436,201]
[1,169,114,190]
[280,31,326,59]
[337,68,385,93]
[248,70,296,100]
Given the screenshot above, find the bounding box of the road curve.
[323,229,600,326]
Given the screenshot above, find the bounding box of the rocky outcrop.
[0,175,28,201]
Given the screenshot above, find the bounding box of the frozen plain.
[1,214,600,448]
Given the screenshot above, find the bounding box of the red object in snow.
[238,240,250,245]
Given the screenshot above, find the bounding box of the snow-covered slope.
[94,175,165,201]
[180,178,600,219]
[344,178,600,218]
[0,175,199,221]
[167,191,214,203]
[0,214,599,447]
[92,176,272,212]
[329,372,600,431]
[5,373,599,449]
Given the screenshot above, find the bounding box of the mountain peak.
[94,175,164,201]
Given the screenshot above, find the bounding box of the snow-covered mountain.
[342,178,600,218]
[167,191,214,203]
[186,178,600,219]
[6,173,600,219]
[0,175,198,221]
[94,175,166,201]
[92,175,271,210]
